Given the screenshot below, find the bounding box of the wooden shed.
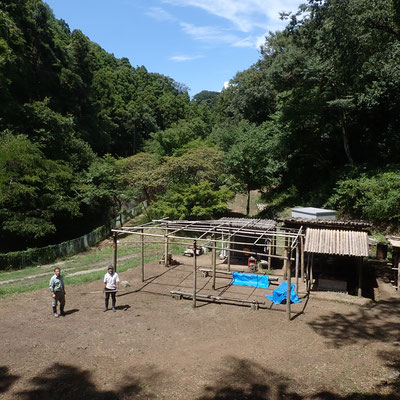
[279,218,371,297]
[304,228,369,296]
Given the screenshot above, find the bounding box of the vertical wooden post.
[113,232,118,272]
[300,235,305,282]
[227,223,231,272]
[397,254,400,292]
[267,238,272,272]
[286,252,291,321]
[283,246,288,281]
[141,228,145,282]
[272,229,277,256]
[357,258,363,297]
[212,232,217,290]
[164,232,169,268]
[295,243,299,292]
[310,254,314,291]
[193,240,197,308]
[227,246,231,272]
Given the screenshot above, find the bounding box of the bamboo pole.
[227,223,231,272]
[272,228,277,255]
[212,232,217,290]
[141,228,144,282]
[193,240,197,308]
[286,251,291,321]
[112,227,299,242]
[283,247,288,281]
[113,232,118,272]
[283,236,289,278]
[397,253,400,292]
[170,290,265,305]
[267,238,272,272]
[300,235,305,281]
[295,243,299,291]
[164,231,169,268]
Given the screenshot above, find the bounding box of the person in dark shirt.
[49,267,66,317]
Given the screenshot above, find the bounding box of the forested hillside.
[214,0,400,226]
[1,0,400,252]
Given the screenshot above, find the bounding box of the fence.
[0,203,145,270]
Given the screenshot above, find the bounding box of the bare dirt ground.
[0,254,400,400]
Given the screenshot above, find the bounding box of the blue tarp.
[266,282,301,305]
[231,272,270,289]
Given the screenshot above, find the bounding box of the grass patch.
[0,238,184,298]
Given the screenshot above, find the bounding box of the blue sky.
[45,0,303,96]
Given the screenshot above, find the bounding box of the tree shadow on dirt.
[307,298,400,348]
[0,366,19,394]
[15,363,158,400]
[195,356,303,400]
[194,356,400,400]
[375,350,400,394]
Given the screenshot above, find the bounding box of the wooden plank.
[170,290,266,305]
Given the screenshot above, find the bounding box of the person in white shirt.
[103,265,120,312]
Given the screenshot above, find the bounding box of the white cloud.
[145,6,175,22]
[180,22,239,45]
[162,0,301,32]
[232,36,257,48]
[170,54,204,62]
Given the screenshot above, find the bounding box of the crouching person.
[49,267,66,317]
[103,265,120,312]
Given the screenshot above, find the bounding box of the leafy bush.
[148,182,234,220]
[326,171,400,226]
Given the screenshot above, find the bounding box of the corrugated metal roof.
[278,217,371,230]
[216,217,277,230]
[387,236,400,248]
[304,228,369,257]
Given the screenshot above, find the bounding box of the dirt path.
[0,256,399,400]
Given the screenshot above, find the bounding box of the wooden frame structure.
[387,237,400,292]
[111,218,304,320]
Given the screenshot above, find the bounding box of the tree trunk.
[246,187,250,216]
[339,110,354,165]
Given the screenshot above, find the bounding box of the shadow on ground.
[2,357,400,399]
[195,357,302,400]
[13,363,162,400]
[308,298,400,348]
[194,357,400,400]
[0,366,19,394]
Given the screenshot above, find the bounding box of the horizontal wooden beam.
[170,290,266,305]
[199,268,279,281]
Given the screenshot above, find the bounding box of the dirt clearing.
[0,255,399,399]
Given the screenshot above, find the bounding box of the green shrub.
[326,171,400,226]
[148,182,234,220]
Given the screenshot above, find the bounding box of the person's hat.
[108,264,114,270]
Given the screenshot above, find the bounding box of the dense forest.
[1,0,400,252]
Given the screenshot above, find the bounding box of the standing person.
[103,265,120,312]
[49,267,66,317]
